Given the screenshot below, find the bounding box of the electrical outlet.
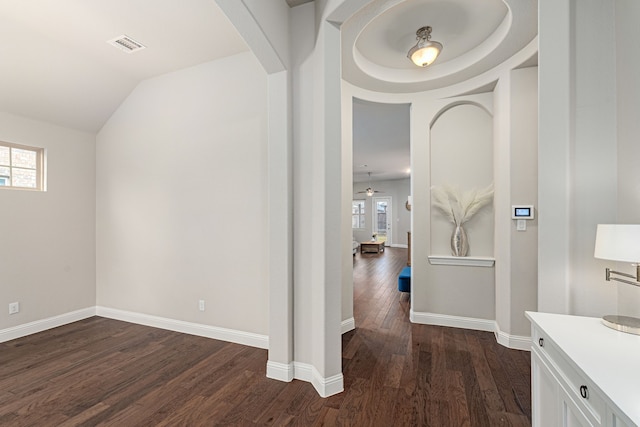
[9,302,19,315]
[198,300,205,312]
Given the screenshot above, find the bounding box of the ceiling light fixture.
[356,172,383,197]
[407,26,443,67]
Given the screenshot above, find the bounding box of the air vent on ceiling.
[107,35,146,53]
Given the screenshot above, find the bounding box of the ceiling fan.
[356,172,384,197]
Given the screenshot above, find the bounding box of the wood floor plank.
[447,369,472,427]
[254,379,306,425]
[466,332,507,413]
[58,403,111,427]
[312,406,339,426]
[0,247,531,426]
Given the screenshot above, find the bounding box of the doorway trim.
[372,196,393,246]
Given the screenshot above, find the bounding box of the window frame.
[352,199,366,229]
[0,141,45,191]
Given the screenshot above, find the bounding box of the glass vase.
[451,224,469,257]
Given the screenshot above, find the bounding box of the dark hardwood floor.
[0,247,531,426]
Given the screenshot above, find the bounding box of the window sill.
[428,255,495,267]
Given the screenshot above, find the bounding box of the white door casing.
[373,196,392,246]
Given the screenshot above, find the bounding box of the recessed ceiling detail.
[342,0,538,93]
[108,35,146,53]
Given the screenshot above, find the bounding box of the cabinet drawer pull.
[538,337,544,347]
[580,385,589,399]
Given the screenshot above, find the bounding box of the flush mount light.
[407,26,443,67]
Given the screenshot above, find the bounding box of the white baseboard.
[391,244,408,249]
[341,317,355,334]
[266,361,343,397]
[312,368,344,398]
[293,362,343,397]
[0,307,96,343]
[293,361,313,382]
[495,328,531,351]
[410,309,496,332]
[266,360,294,382]
[95,306,269,349]
[410,309,531,351]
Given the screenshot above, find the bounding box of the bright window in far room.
[352,200,365,229]
[0,141,45,191]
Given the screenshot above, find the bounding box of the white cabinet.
[526,312,639,427]
[531,348,560,426]
[531,349,595,427]
[559,385,596,427]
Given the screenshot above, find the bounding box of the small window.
[0,141,45,191]
[352,200,366,229]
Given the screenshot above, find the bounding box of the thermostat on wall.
[512,205,534,220]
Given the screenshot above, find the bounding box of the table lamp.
[594,224,640,335]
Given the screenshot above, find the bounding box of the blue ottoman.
[398,266,411,292]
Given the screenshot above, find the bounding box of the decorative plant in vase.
[431,183,494,256]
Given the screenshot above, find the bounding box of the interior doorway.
[352,98,410,249]
[351,98,411,331]
[373,196,392,246]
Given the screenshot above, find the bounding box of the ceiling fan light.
[366,188,374,197]
[408,26,443,67]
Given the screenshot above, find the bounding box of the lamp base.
[602,315,640,335]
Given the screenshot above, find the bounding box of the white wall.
[508,68,538,335]
[344,83,532,330]
[96,52,269,335]
[430,104,494,257]
[414,97,498,326]
[221,1,347,395]
[291,2,317,367]
[494,67,539,339]
[615,0,640,316]
[352,178,410,246]
[215,0,296,381]
[571,0,618,316]
[0,112,96,330]
[220,0,539,395]
[538,0,620,318]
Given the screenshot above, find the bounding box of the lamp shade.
[408,41,442,67]
[407,26,443,67]
[594,224,640,262]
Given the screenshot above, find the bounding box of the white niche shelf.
[428,255,495,267]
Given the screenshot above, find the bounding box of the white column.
[266,71,294,381]
[537,0,572,314]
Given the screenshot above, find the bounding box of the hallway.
[340,247,532,425]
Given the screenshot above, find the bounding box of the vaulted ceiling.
[0,0,537,183]
[0,0,248,132]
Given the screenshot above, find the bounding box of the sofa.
[352,238,359,255]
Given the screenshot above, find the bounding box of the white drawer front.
[533,326,605,426]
